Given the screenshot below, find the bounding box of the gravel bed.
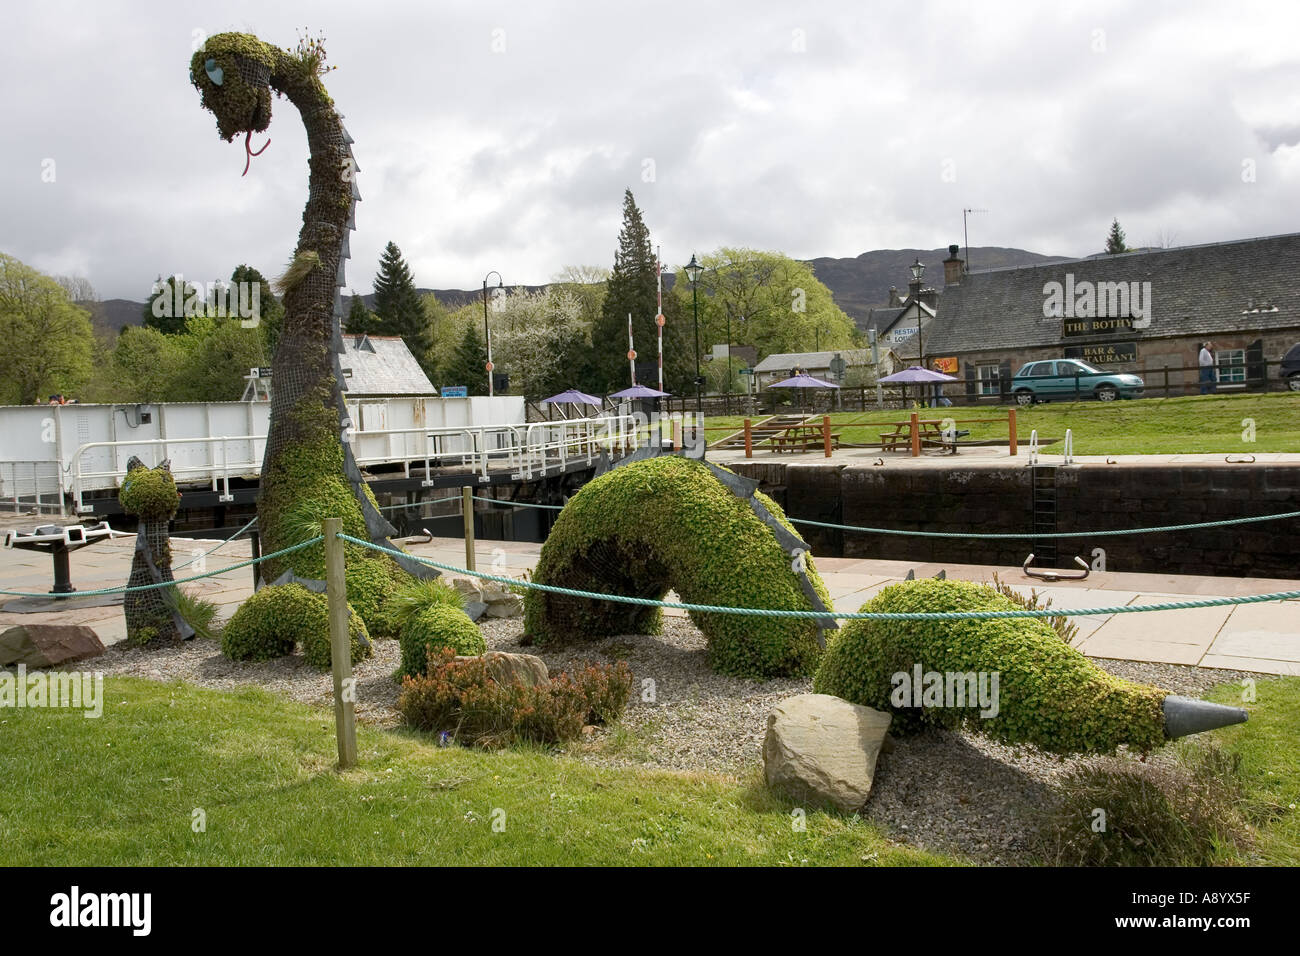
[90,617,1265,864]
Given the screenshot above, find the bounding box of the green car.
[1011,358,1144,405]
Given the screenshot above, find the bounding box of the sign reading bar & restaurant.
[1064,341,1137,364]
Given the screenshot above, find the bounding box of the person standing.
[1198,341,1217,394]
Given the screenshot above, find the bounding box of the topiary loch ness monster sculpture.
[189,32,434,635]
[814,578,1247,755]
[524,455,837,679]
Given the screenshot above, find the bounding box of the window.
[1217,348,1245,383]
[977,363,1001,396]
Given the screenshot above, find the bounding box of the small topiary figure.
[398,605,485,680]
[221,582,371,667]
[813,579,1169,755]
[524,456,832,678]
[119,457,192,647]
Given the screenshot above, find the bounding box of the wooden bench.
[771,426,841,453]
[880,422,969,454]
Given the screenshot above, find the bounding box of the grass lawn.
[1204,677,1300,865]
[697,392,1300,455]
[0,677,947,866]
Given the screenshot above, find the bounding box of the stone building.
[923,234,1300,401]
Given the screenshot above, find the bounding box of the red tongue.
[242,129,270,176]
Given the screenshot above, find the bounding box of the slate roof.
[340,335,435,395]
[753,348,875,372]
[925,232,1300,355]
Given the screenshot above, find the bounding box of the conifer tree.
[372,241,433,372]
[443,324,489,395]
[344,289,379,334]
[1105,219,1129,255]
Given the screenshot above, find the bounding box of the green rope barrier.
[0,536,324,599]
[336,532,1300,622]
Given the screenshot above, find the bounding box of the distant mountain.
[805,247,1068,323]
[95,247,1067,331]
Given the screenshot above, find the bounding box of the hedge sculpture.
[813,578,1245,755]
[188,33,432,595]
[221,582,371,668]
[523,455,834,678]
[119,457,193,647]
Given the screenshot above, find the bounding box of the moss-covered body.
[398,606,486,680]
[221,582,371,668]
[813,579,1167,755]
[523,456,831,678]
[119,457,191,647]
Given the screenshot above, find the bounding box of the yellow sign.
[932,357,958,374]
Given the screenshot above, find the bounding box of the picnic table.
[879,420,969,454]
[770,424,841,454]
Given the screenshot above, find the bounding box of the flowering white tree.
[491,287,591,399]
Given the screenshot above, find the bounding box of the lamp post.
[910,257,926,368]
[482,271,503,397]
[684,253,704,416]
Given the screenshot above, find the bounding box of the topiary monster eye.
[204,58,224,86]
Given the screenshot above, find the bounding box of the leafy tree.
[591,190,693,393]
[106,326,190,402]
[143,275,198,334]
[230,264,284,355]
[371,241,433,374]
[177,317,269,401]
[0,254,94,404]
[1105,219,1129,255]
[345,289,380,334]
[442,323,489,395]
[671,247,856,361]
[491,288,590,399]
[424,296,478,377]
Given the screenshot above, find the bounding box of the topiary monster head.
[119,456,180,521]
[189,32,276,141]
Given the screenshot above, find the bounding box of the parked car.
[1011,359,1144,405]
[1282,343,1300,391]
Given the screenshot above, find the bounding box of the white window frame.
[976,363,1001,396]
[1217,348,1246,383]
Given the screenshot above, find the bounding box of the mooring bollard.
[744,418,753,458]
[322,517,357,770]
[462,485,475,572]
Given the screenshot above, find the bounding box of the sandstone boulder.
[0,624,105,668]
[763,693,892,813]
[455,650,549,688]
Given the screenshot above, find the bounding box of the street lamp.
[684,253,704,416]
[482,271,503,397]
[910,257,925,367]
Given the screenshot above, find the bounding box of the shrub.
[523,456,830,679]
[119,461,180,520]
[342,556,407,639]
[569,660,634,724]
[398,649,588,748]
[221,582,371,667]
[1038,746,1253,865]
[397,604,484,680]
[166,587,221,641]
[813,578,1167,755]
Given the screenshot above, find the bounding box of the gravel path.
[90,618,1264,864]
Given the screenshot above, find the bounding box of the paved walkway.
[708,445,1300,468]
[2,531,1297,675]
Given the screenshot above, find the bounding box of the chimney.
[887,286,901,307]
[943,244,964,285]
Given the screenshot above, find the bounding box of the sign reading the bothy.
[1062,316,1135,336]
[1065,342,1138,364]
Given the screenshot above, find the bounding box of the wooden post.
[672,417,682,451]
[462,486,475,572]
[909,411,920,458]
[322,517,357,770]
[822,415,832,458]
[1008,407,1018,456]
[744,418,753,458]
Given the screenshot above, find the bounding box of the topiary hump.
[523,456,831,679]
[813,578,1168,755]
[221,582,371,668]
[397,605,485,680]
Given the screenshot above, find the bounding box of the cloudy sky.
[3,0,1299,301]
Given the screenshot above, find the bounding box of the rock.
[763,693,892,813]
[0,624,105,668]
[484,594,523,618]
[449,577,483,602]
[455,651,549,688]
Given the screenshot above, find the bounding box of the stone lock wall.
[728,460,1300,578]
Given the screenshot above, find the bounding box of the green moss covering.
[522,456,830,679]
[189,33,277,142]
[221,582,371,668]
[119,464,180,520]
[398,606,485,680]
[812,579,1168,755]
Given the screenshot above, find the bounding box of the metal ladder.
[1031,465,1059,566]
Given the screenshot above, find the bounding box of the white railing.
[1062,428,1074,465]
[66,414,638,511]
[0,460,64,514]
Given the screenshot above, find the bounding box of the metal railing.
[0,460,64,514]
[64,414,639,511]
